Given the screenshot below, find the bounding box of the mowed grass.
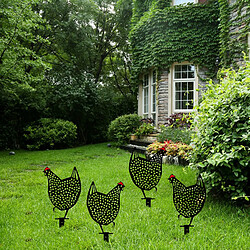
[0,143,249,249]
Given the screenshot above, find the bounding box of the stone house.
[132,0,249,127]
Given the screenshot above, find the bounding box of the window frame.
[151,70,157,121]
[173,64,196,113]
[172,0,197,5]
[142,73,149,117]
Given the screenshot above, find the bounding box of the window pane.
[175,82,181,90]
[188,91,193,100]
[182,65,187,71]
[188,72,194,78]
[175,92,181,100]
[175,72,181,79]
[152,85,156,112]
[188,82,193,90]
[176,101,180,109]
[175,65,182,71]
[182,71,187,78]
[183,100,188,109]
[182,82,188,90]
[153,71,156,83]
[174,0,193,5]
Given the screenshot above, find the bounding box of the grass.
[0,143,249,249]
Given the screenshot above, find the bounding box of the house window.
[173,64,195,111]
[143,74,149,117]
[151,70,156,121]
[173,0,194,5]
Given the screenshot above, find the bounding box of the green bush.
[24,118,77,150]
[135,123,155,137]
[158,126,193,145]
[108,114,141,145]
[190,61,250,201]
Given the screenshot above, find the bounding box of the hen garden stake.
[87,181,125,242]
[129,150,163,207]
[43,167,81,227]
[169,174,206,234]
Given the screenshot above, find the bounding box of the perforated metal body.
[129,152,162,191]
[87,182,123,227]
[45,167,81,211]
[170,175,206,221]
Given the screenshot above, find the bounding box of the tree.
[0,0,51,148]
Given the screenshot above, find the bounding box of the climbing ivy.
[218,0,250,68]
[130,1,220,79]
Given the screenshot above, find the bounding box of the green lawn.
[0,143,249,249]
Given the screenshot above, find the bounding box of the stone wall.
[228,0,249,66]
[157,70,169,125]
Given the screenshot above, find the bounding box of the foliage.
[0,0,136,148]
[158,126,193,145]
[190,61,250,201]
[24,118,77,150]
[130,1,219,79]
[164,112,192,129]
[147,140,193,160]
[218,0,250,68]
[0,0,51,86]
[108,114,141,145]
[135,122,154,137]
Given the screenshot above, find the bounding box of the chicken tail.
[130,148,137,161]
[196,174,205,189]
[88,181,97,196]
[71,167,80,180]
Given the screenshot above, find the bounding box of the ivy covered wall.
[130,0,249,78]
[219,0,250,68]
[130,0,220,79]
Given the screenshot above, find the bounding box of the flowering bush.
[147,140,193,159]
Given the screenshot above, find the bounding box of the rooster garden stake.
[169,174,206,234]
[129,149,163,207]
[43,167,81,227]
[87,181,125,242]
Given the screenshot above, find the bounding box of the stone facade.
[157,70,169,125]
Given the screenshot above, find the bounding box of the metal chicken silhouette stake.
[87,181,125,242]
[169,174,206,234]
[129,150,163,207]
[44,167,81,227]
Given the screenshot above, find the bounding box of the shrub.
[107,114,141,145]
[165,112,192,129]
[190,61,250,201]
[135,123,155,137]
[24,118,77,150]
[157,125,193,145]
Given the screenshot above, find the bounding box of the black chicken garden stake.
[169,174,206,234]
[44,167,81,227]
[87,181,125,242]
[129,150,163,207]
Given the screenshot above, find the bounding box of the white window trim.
[141,70,158,122]
[169,62,198,115]
[151,70,157,118]
[172,0,198,6]
[142,74,149,117]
